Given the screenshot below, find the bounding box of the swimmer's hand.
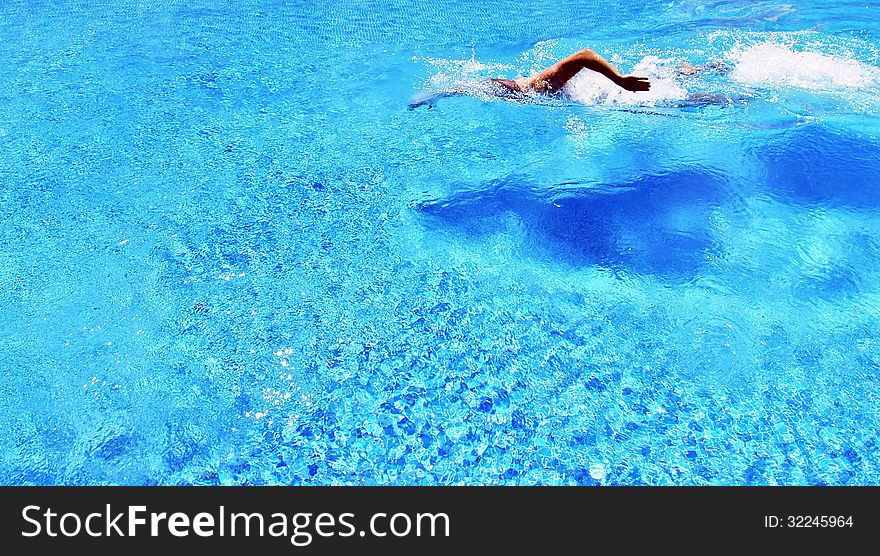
[616,75,651,92]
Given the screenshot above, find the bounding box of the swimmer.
[410,49,734,110]
[410,47,650,109]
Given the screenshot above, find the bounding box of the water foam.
[564,56,689,107]
[729,42,880,91]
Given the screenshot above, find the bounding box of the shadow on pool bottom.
[759,125,880,211]
[415,167,731,280]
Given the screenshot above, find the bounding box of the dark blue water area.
[761,125,880,211]
[417,168,733,280]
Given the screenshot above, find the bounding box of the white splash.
[729,42,880,91]
[413,52,517,103]
[415,51,512,90]
[564,56,689,107]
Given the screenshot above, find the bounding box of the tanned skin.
[492,48,651,94]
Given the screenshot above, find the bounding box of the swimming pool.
[1,0,879,485]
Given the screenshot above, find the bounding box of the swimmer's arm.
[579,49,651,92]
[408,90,465,109]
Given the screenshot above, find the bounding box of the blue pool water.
[2,0,880,485]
